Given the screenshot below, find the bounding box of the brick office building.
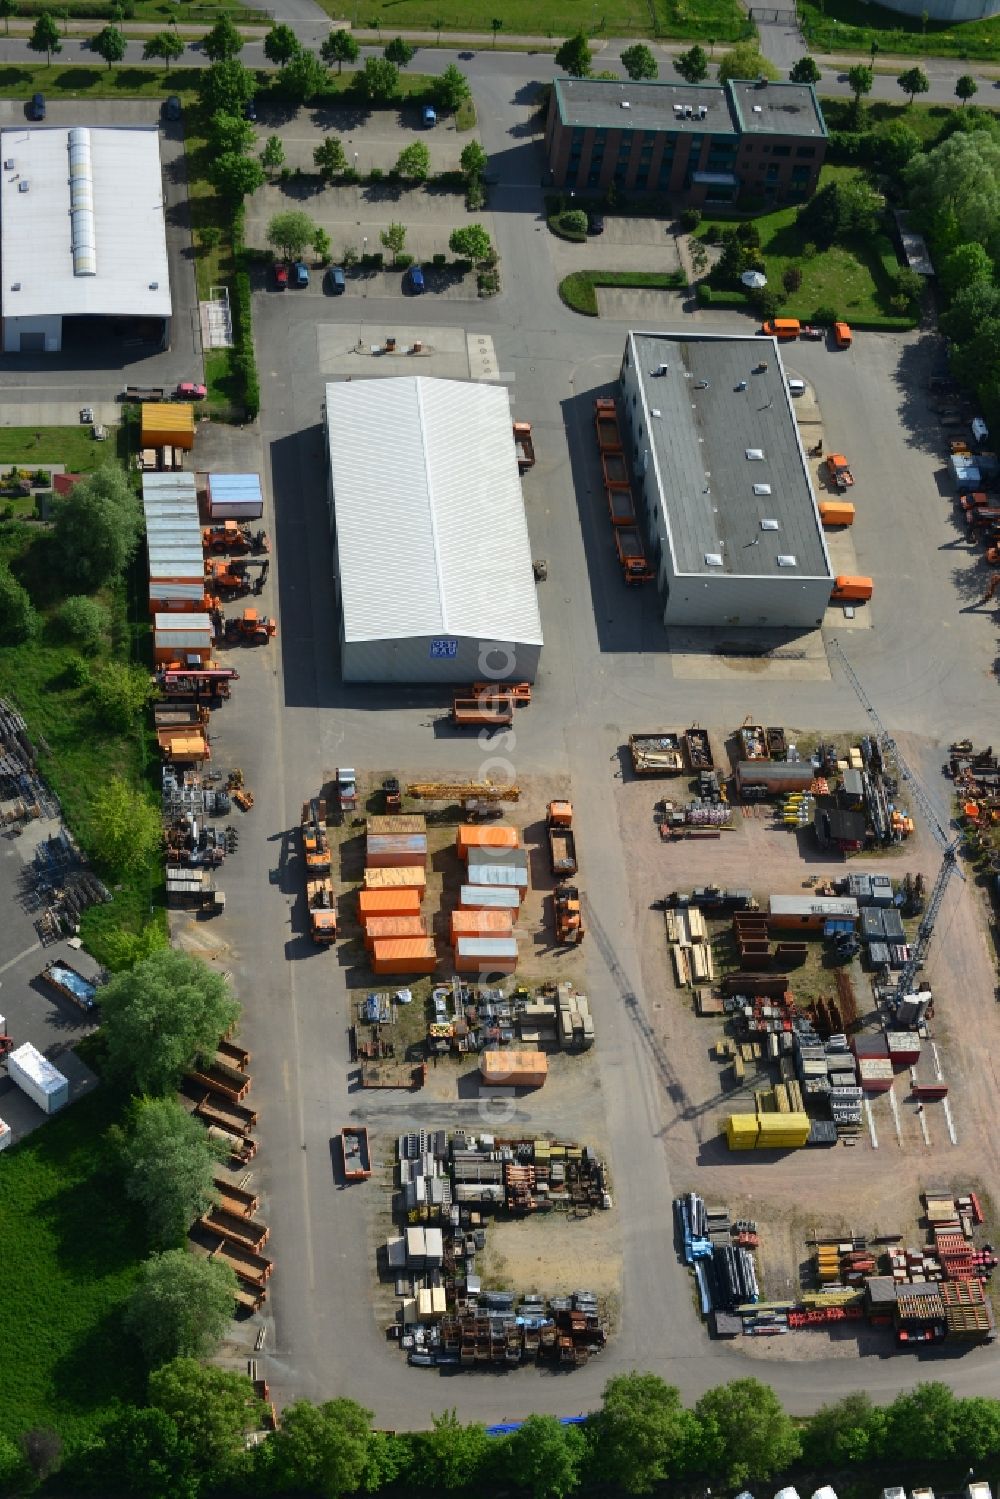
[545,76,827,208]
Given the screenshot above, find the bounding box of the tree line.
[2,1372,999,1499]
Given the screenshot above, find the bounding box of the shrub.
[782,265,803,294]
[395,252,414,268]
[56,595,108,654]
[560,208,588,235]
[0,561,38,644]
[680,206,702,232]
[813,304,839,324]
[466,177,485,211]
[433,252,447,266]
[368,166,384,182]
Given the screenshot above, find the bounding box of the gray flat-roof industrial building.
[618,331,832,628]
[324,377,542,684]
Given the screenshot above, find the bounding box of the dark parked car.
[587,212,605,235]
[243,98,257,121]
[292,261,310,288]
[164,96,182,121]
[325,265,346,295]
[407,265,425,294]
[29,93,45,121]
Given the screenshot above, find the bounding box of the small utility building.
[619,331,832,628]
[324,377,542,683]
[0,125,170,354]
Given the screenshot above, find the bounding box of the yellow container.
[725,1114,760,1151]
[141,403,196,450]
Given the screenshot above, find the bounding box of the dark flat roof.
[630,331,831,581]
[553,77,826,140]
[554,76,737,136]
[729,79,827,138]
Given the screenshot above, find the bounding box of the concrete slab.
[666,625,833,681]
[0,1050,99,1147]
[595,286,684,322]
[315,323,473,381]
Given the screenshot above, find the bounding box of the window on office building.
[771,145,791,158]
[796,145,816,157]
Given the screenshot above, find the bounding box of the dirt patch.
[483,1210,622,1305]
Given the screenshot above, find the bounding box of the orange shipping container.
[141,403,196,450]
[363,916,428,950]
[370,937,436,975]
[456,825,520,858]
[450,910,515,939]
[358,888,423,920]
[479,1050,548,1087]
[363,867,427,893]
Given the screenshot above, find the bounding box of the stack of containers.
[455,826,521,973]
[725,1114,760,1151]
[755,1111,811,1149]
[364,812,434,975]
[152,611,214,666]
[143,472,205,614]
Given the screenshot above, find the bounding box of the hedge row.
[230,207,260,423]
[695,282,916,331]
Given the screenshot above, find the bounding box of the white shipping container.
[8,1042,69,1114]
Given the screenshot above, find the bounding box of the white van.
[787,378,806,397]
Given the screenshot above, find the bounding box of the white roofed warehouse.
[618,330,832,629]
[324,377,543,684]
[0,125,170,354]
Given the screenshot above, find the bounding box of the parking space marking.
[0,939,41,977]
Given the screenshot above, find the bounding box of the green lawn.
[560,268,686,315]
[11,0,257,19]
[318,0,747,42]
[697,166,914,328]
[0,1088,148,1443]
[0,61,202,99]
[0,425,120,475]
[820,93,995,146]
[801,0,1000,59]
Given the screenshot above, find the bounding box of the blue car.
[292,262,310,288]
[422,105,437,127]
[407,265,425,294]
[325,265,346,295]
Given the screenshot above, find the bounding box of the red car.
[175,381,207,400]
[273,262,289,289]
[800,325,824,340]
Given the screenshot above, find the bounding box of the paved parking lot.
[245,181,496,270]
[0,813,100,1143]
[253,103,471,177]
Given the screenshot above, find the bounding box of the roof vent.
[752,104,763,114]
[149,281,159,290]
[704,552,723,567]
[760,517,779,531]
[756,74,769,87]
[753,483,772,496]
[651,408,661,418]
[620,100,631,109]
[10,282,20,291]
[67,128,97,277]
[3,159,13,170]
[777,554,797,567]
[652,363,669,375]
[745,448,765,460]
[17,180,28,193]
[673,104,684,115]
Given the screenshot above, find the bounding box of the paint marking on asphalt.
[0,939,41,977]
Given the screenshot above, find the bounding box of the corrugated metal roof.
[326,378,542,646]
[154,612,212,632]
[208,472,262,503]
[0,126,170,321]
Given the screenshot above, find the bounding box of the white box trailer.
[8,1042,69,1114]
[207,473,264,521]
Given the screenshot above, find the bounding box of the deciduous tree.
[98,948,240,1096]
[202,15,243,62]
[695,1378,800,1486]
[717,42,777,85]
[117,1096,223,1247]
[956,72,978,106]
[803,1392,886,1467]
[0,562,37,644]
[0,0,18,38]
[148,1358,262,1483]
[264,1398,378,1498]
[357,54,399,101]
[621,43,657,80]
[91,661,155,731]
[211,151,265,199]
[449,223,492,262]
[91,24,126,69]
[380,221,407,262]
[460,139,487,178]
[268,209,317,260]
[125,1250,236,1368]
[53,464,143,589]
[846,62,874,110]
[264,22,300,66]
[395,140,430,179]
[555,32,592,78]
[312,226,332,261]
[279,48,329,102]
[27,12,60,63]
[85,775,162,881]
[209,109,256,156]
[200,58,255,115]
[789,54,821,83]
[897,64,930,105]
[321,28,359,73]
[143,31,184,71]
[674,44,708,84]
[504,1415,585,1499]
[906,129,1000,261]
[591,1374,700,1492]
[314,136,348,178]
[77,1406,197,1499]
[261,134,285,175]
[434,62,470,110]
[384,34,415,67]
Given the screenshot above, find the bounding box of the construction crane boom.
[828,637,964,1003]
[406,782,520,802]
